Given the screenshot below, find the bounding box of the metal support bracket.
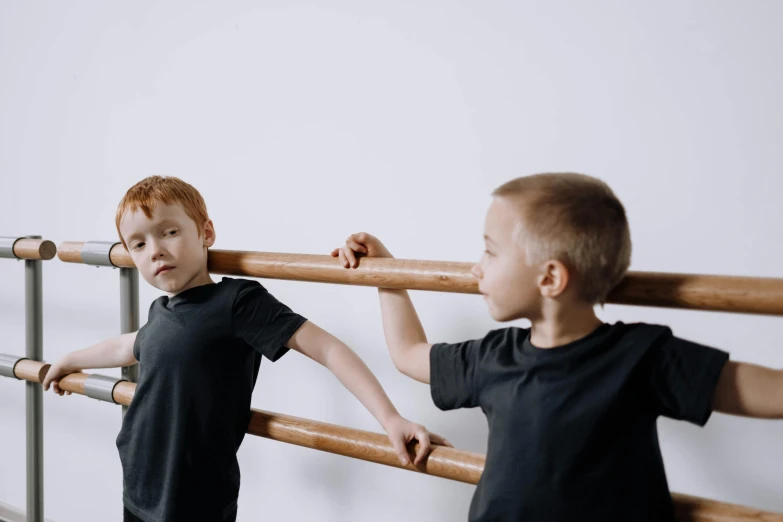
[0,353,26,379]
[84,374,127,403]
[81,241,120,268]
[0,236,22,259]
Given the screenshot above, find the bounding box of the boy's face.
[472,197,544,322]
[119,203,215,295]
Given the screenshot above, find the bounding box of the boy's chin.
[147,278,182,294]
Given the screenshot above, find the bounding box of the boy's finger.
[346,239,367,255]
[391,438,410,466]
[42,369,53,390]
[345,248,357,268]
[330,248,339,257]
[429,433,453,447]
[338,250,349,268]
[413,429,431,465]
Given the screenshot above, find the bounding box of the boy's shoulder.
[484,326,530,346]
[218,276,271,289]
[147,277,263,314]
[473,322,674,353]
[606,321,674,343]
[218,276,274,299]
[217,276,251,291]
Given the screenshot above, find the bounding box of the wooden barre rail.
[57,241,783,316]
[8,359,783,521]
[2,239,57,260]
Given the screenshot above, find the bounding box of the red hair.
[116,176,209,248]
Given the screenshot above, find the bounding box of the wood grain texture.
[56,241,86,263]
[12,239,56,260]
[12,361,783,521]
[673,494,783,521]
[246,408,485,484]
[14,359,50,382]
[55,241,783,315]
[609,272,783,316]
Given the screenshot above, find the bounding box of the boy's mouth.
[155,265,174,276]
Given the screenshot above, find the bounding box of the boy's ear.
[203,219,216,248]
[537,260,569,298]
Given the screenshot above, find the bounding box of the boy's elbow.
[389,347,414,376]
[389,344,430,383]
[394,361,420,382]
[390,351,408,374]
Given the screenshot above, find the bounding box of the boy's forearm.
[323,341,399,427]
[62,333,138,371]
[378,288,428,361]
[713,361,783,419]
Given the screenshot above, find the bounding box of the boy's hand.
[331,232,393,268]
[382,414,452,466]
[42,359,75,396]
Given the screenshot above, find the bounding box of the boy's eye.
[134,242,145,250]
[484,249,493,256]
[167,230,177,236]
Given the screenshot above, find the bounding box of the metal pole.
[120,267,139,417]
[25,235,44,522]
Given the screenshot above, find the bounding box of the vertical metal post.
[25,235,44,522]
[120,267,139,417]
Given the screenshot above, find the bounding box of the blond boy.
[334,173,783,521]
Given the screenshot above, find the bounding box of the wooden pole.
[56,242,783,316]
[13,361,783,521]
[12,239,56,261]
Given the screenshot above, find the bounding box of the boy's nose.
[149,242,165,262]
[471,263,482,279]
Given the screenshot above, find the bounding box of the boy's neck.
[170,269,215,296]
[528,303,603,349]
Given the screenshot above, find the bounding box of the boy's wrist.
[59,354,76,373]
[378,409,402,430]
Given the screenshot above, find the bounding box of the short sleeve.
[232,280,307,362]
[133,299,159,362]
[430,338,484,411]
[648,329,729,426]
[133,327,144,362]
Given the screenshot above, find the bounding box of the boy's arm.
[42,332,138,395]
[285,321,448,465]
[332,233,433,384]
[712,361,783,418]
[377,289,433,384]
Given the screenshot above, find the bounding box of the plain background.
[1,1,782,520]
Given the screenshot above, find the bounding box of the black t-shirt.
[430,322,729,522]
[116,277,307,522]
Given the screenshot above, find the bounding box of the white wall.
[1,1,782,520]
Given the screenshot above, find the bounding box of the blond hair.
[116,176,209,249]
[493,173,631,304]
